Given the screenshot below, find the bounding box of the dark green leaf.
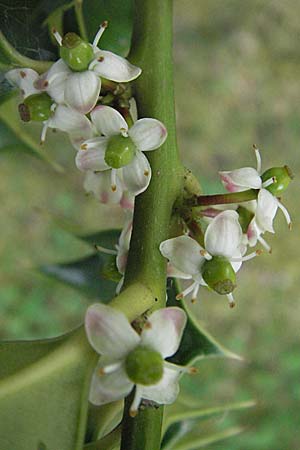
[0,327,97,450]
[167,280,240,365]
[40,253,118,300]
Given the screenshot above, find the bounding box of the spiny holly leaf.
[167,280,240,365]
[162,401,255,449]
[0,327,97,450]
[40,253,119,301]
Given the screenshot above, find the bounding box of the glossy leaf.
[167,280,240,365]
[0,327,97,450]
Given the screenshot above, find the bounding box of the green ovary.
[105,135,136,169]
[60,32,94,71]
[202,256,236,295]
[125,346,164,386]
[19,93,53,122]
[261,166,293,195]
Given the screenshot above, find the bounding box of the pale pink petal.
[89,361,133,405]
[85,304,140,358]
[138,367,180,404]
[75,137,109,171]
[255,189,278,233]
[91,49,141,82]
[83,170,123,204]
[141,307,187,358]
[43,59,71,104]
[122,151,151,196]
[5,68,40,98]
[167,264,192,279]
[64,71,101,114]
[128,118,167,152]
[205,210,242,258]
[160,235,204,276]
[91,105,128,136]
[116,216,132,274]
[220,168,262,192]
[247,218,260,247]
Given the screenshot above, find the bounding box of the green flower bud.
[18,93,53,122]
[125,346,163,386]
[202,256,236,295]
[105,135,136,169]
[60,32,94,71]
[261,166,293,196]
[237,206,254,233]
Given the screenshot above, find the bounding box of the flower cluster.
[159,146,292,307]
[5,23,167,205]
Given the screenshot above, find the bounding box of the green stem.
[74,0,88,41]
[120,0,183,448]
[0,31,52,73]
[187,189,258,207]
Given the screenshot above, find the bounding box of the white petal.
[116,216,132,274]
[85,304,140,358]
[44,59,71,104]
[167,264,192,279]
[91,105,128,136]
[141,307,187,358]
[89,361,133,405]
[64,71,101,114]
[5,68,40,98]
[219,168,262,192]
[122,151,151,196]
[91,49,141,82]
[128,118,167,152]
[76,137,109,171]
[247,218,261,247]
[83,170,124,204]
[47,105,92,134]
[129,97,138,123]
[160,235,205,276]
[205,210,242,258]
[138,367,180,405]
[255,189,278,233]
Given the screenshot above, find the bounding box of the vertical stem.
[74,0,88,41]
[121,1,183,449]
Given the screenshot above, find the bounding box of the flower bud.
[261,166,293,195]
[18,93,53,122]
[60,32,94,71]
[237,206,254,233]
[202,256,236,295]
[105,135,136,169]
[125,346,163,386]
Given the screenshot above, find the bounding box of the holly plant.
[0,1,293,450]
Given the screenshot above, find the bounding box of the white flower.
[85,304,189,416]
[219,146,291,251]
[76,105,167,196]
[51,23,141,114]
[160,210,258,307]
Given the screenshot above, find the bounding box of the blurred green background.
[0,0,299,449]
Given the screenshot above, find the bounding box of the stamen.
[95,244,117,255]
[52,28,62,46]
[92,21,108,48]
[262,176,276,188]
[120,127,128,137]
[144,170,149,177]
[81,143,87,150]
[253,144,262,174]
[97,56,104,62]
[191,283,200,303]
[164,361,198,374]
[277,200,292,228]
[176,281,198,300]
[200,249,212,260]
[40,121,49,145]
[20,70,26,78]
[227,293,236,308]
[98,361,122,376]
[230,249,262,262]
[258,235,272,253]
[111,169,117,192]
[144,321,152,329]
[130,387,142,417]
